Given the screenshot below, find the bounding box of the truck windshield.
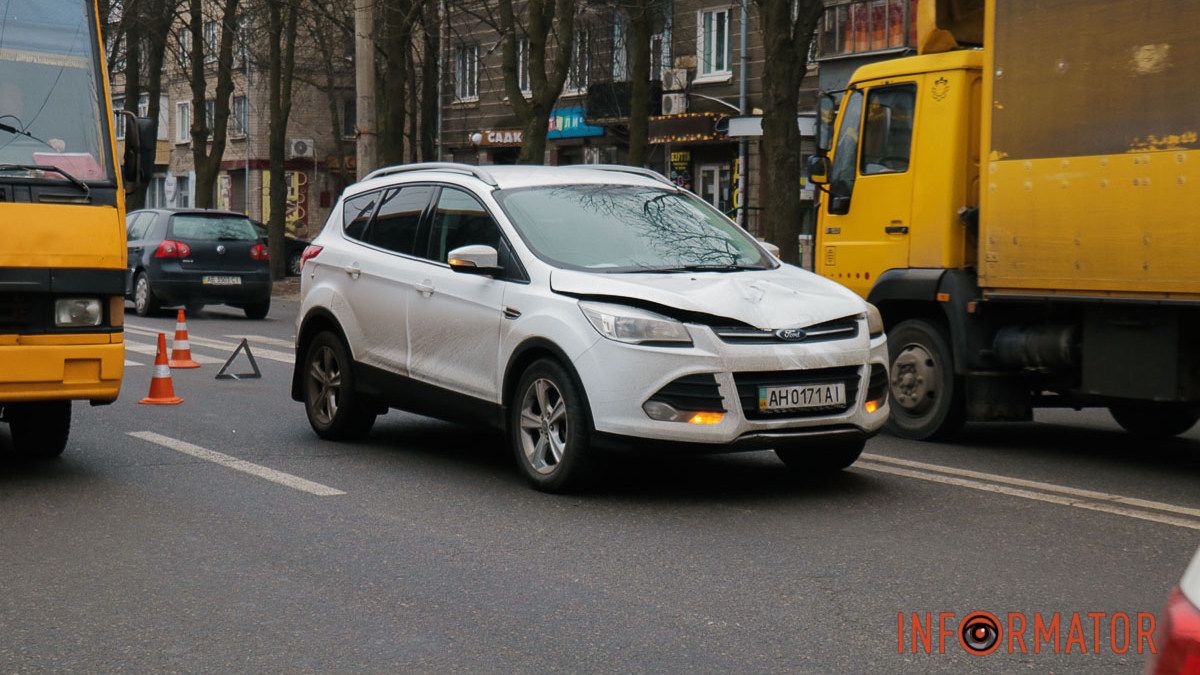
[0,0,113,183]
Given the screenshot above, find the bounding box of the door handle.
[885,225,909,235]
[415,280,434,295]
[344,263,361,279]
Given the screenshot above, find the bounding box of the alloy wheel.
[308,345,342,426]
[518,378,568,475]
[135,277,149,314]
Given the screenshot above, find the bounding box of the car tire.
[885,319,965,441]
[775,437,865,473]
[243,300,270,320]
[302,331,377,441]
[6,401,71,460]
[1109,405,1200,438]
[288,252,302,277]
[510,358,595,493]
[133,272,161,317]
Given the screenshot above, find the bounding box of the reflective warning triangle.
[215,338,262,380]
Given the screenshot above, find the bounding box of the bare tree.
[264,0,301,279]
[493,0,576,164]
[184,0,240,208]
[418,0,440,161]
[753,0,823,264]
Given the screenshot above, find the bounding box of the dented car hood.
[550,265,866,330]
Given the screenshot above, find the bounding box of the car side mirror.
[447,244,502,276]
[806,155,830,186]
[121,113,156,192]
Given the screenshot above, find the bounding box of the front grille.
[646,373,726,412]
[734,365,862,420]
[0,293,38,331]
[713,315,860,345]
[866,364,889,404]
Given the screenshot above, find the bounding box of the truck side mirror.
[806,155,831,186]
[816,93,838,153]
[121,114,156,192]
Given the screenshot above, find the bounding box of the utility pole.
[355,0,377,179]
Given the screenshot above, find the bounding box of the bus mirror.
[122,115,156,191]
[816,94,838,153]
[806,155,830,185]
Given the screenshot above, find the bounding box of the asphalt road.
[2,299,1197,672]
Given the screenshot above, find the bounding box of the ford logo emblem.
[774,328,807,341]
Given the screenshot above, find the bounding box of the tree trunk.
[519,107,552,165]
[125,0,172,210]
[497,0,575,165]
[419,0,440,161]
[121,6,142,202]
[754,0,822,265]
[268,0,300,280]
[626,1,652,167]
[188,0,242,208]
[379,0,414,166]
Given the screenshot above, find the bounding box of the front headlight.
[865,303,884,338]
[55,298,103,327]
[579,301,692,346]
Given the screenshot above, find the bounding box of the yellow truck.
[808,0,1200,439]
[0,0,153,457]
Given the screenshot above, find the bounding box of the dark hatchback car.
[124,209,272,318]
[251,220,310,276]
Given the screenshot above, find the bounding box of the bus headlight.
[55,298,103,327]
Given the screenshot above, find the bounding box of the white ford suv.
[291,163,889,491]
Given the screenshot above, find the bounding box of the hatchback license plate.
[758,383,846,412]
[202,276,241,286]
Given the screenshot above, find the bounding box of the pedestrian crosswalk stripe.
[124,339,224,364]
[125,323,294,364]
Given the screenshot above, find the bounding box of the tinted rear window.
[170,215,259,241]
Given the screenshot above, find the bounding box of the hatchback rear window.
[170,215,259,241]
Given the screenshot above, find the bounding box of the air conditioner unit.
[661,93,688,116]
[289,138,314,159]
[662,68,688,92]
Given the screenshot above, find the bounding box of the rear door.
[168,213,262,274]
[820,81,918,298]
[125,211,154,293]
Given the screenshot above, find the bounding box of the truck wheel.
[5,401,71,459]
[886,319,965,440]
[775,438,866,473]
[1109,405,1200,438]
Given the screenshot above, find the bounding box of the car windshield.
[494,184,774,273]
[170,214,260,241]
[0,0,113,182]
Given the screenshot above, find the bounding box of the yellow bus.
[0,0,152,458]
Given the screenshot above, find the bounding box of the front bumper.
[0,333,124,403]
[572,322,889,448]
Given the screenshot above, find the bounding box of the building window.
[454,44,478,101]
[341,97,356,139]
[819,0,915,59]
[205,99,215,139]
[147,175,167,208]
[177,28,191,68]
[517,36,531,94]
[697,8,730,79]
[612,13,628,80]
[113,97,126,140]
[175,175,191,208]
[204,20,218,63]
[565,28,589,94]
[176,101,191,143]
[232,95,247,137]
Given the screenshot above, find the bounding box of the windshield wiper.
[0,164,91,200]
[0,119,56,150]
[631,263,766,273]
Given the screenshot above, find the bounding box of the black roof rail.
[363,162,498,187]
[561,164,676,187]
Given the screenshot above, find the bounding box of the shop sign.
[547,106,604,139]
[669,150,691,190]
[474,129,525,146]
[648,112,726,144]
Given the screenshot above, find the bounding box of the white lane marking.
[862,453,1200,519]
[128,431,345,497]
[125,323,294,364]
[855,461,1200,531]
[224,334,295,349]
[124,339,223,364]
[125,359,142,366]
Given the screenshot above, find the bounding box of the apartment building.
[109,13,356,239]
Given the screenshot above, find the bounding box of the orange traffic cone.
[140,332,183,405]
[169,309,200,369]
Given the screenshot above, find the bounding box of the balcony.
[817,0,917,61]
[584,80,664,124]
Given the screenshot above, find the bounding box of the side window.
[126,213,151,240]
[425,187,502,262]
[342,191,378,241]
[827,89,864,214]
[364,185,435,255]
[861,84,916,175]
